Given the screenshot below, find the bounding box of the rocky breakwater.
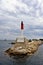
[5,39,42,56]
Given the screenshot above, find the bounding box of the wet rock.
[5,39,42,56]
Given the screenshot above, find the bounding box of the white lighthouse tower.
[16,21,25,43]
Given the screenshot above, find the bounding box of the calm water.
[0,40,43,65]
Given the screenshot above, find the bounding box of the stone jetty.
[5,37,42,56]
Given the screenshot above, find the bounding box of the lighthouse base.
[16,37,25,43]
[15,37,29,44]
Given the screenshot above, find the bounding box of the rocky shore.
[5,38,43,56]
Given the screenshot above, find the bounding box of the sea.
[0,40,43,65]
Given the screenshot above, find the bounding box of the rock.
[11,42,15,44]
[5,39,42,56]
[5,48,28,55]
[13,49,28,54]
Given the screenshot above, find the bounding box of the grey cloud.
[0,0,42,18]
[0,9,18,17]
[0,0,43,39]
[23,24,43,38]
[0,0,38,17]
[21,0,43,17]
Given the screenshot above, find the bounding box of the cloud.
[0,0,43,17]
[0,0,43,39]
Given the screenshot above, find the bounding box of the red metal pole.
[21,21,24,30]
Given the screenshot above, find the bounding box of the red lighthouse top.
[21,21,24,30]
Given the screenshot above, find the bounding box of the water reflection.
[9,54,33,65]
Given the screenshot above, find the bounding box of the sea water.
[0,40,43,65]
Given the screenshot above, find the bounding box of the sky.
[0,0,43,40]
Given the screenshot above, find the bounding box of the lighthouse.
[16,21,25,43]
